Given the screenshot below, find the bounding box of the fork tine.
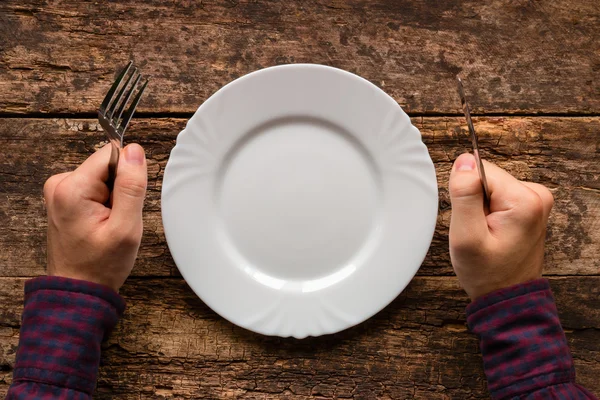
[118,79,149,134]
[100,61,132,113]
[108,67,138,120]
[113,73,142,127]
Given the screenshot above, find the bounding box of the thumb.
[110,143,147,227]
[449,153,489,244]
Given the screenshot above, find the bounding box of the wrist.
[32,275,125,307]
[48,270,123,292]
[465,273,544,302]
[467,278,550,313]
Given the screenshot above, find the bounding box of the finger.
[43,172,71,208]
[521,181,554,220]
[449,153,489,243]
[69,144,112,204]
[109,143,147,230]
[481,160,531,213]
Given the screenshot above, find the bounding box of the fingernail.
[456,157,475,171]
[125,144,145,165]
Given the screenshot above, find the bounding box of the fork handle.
[106,141,120,191]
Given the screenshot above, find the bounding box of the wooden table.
[1,1,599,398]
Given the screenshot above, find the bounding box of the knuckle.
[43,174,67,201]
[523,182,554,212]
[53,173,92,207]
[540,187,554,208]
[518,191,545,221]
[52,179,75,207]
[527,191,545,216]
[43,177,57,199]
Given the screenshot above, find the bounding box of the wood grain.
[1,1,599,398]
[1,117,598,278]
[1,0,599,115]
[0,276,598,399]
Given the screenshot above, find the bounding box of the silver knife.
[456,76,491,206]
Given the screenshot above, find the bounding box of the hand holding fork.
[43,62,149,291]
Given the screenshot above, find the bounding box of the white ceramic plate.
[162,64,438,338]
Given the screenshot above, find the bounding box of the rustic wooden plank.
[0,276,598,399]
[1,0,599,114]
[0,117,598,278]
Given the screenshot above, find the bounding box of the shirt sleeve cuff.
[24,276,126,315]
[466,278,575,400]
[13,276,126,395]
[466,278,551,316]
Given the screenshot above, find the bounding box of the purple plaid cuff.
[10,276,125,397]
[466,279,593,400]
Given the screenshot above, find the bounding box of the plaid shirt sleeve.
[6,276,125,400]
[467,278,597,400]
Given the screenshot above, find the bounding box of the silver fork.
[98,61,149,190]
